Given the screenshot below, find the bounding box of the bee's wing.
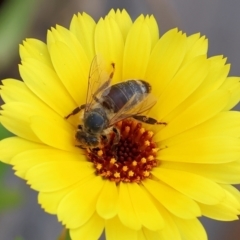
[85,55,114,112]
[108,93,157,126]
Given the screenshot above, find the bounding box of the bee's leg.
[65,104,87,119]
[77,125,83,130]
[133,115,167,125]
[111,127,120,152]
[101,135,108,144]
[75,144,85,149]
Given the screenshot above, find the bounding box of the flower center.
[87,119,159,183]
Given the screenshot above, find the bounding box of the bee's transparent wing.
[108,93,157,126]
[85,55,114,112]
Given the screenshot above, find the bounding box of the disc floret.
[88,119,159,183]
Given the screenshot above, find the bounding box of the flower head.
[1,9,240,240]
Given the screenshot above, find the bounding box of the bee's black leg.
[101,135,108,144]
[65,104,87,119]
[111,127,120,152]
[75,144,85,149]
[92,147,100,151]
[77,125,83,130]
[133,115,167,125]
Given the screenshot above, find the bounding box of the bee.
[65,56,162,150]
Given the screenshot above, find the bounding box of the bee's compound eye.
[85,112,104,133]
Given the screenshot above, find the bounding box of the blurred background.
[0,0,240,239]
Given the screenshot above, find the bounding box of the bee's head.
[84,111,105,134]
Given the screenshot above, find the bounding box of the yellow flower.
[1,9,240,240]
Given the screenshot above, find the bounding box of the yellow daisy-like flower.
[1,9,240,240]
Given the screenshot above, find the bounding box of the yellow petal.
[154,55,209,120]
[58,175,104,228]
[153,168,225,205]
[19,59,76,117]
[0,137,47,164]
[160,160,240,184]
[161,111,240,147]
[158,136,240,164]
[95,16,124,83]
[173,217,207,240]
[163,57,230,122]
[226,84,240,110]
[143,179,201,219]
[144,15,159,49]
[128,183,164,231]
[220,185,240,209]
[221,77,240,110]
[181,33,208,66]
[118,182,141,230]
[142,228,160,240]
[105,216,138,240]
[0,99,79,145]
[156,204,182,240]
[186,56,229,99]
[11,148,85,178]
[155,90,230,141]
[123,15,151,79]
[0,104,40,142]
[145,29,186,98]
[39,183,82,214]
[96,180,118,219]
[107,9,132,41]
[0,79,60,118]
[137,230,147,240]
[48,40,89,106]
[199,202,239,221]
[70,12,96,61]
[49,25,87,61]
[26,160,94,192]
[19,39,53,67]
[69,212,104,240]
[199,185,240,221]
[30,115,79,152]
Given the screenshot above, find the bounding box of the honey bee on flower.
[66,55,165,152]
